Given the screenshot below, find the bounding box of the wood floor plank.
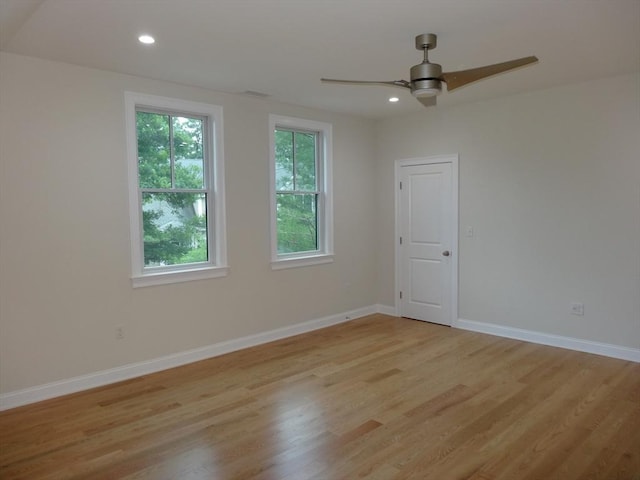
[1,314,638,479]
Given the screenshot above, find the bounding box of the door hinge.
[399,236,403,245]
[399,291,403,299]
[399,181,402,190]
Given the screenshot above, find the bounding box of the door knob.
[442,250,450,257]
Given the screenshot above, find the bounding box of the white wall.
[0,53,378,394]
[1,51,638,400]
[375,73,640,349]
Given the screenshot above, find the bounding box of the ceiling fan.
[321,34,538,107]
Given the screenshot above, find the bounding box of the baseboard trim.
[0,305,379,411]
[8,309,632,411]
[456,318,640,363]
[376,304,397,316]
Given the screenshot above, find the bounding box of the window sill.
[270,254,334,270]
[132,265,229,288]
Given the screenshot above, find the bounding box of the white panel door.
[399,162,453,325]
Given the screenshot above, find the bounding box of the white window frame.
[125,92,228,287]
[269,114,334,270]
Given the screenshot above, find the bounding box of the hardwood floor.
[1,314,639,479]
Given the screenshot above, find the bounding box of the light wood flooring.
[1,314,639,479]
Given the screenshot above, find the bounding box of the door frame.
[394,154,459,325]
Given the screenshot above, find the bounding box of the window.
[269,115,333,269]
[125,93,227,287]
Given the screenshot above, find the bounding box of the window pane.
[142,192,208,266]
[294,132,316,191]
[174,116,205,189]
[136,112,171,188]
[275,129,294,190]
[276,193,317,253]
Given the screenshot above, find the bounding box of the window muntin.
[126,93,227,287]
[269,115,333,269]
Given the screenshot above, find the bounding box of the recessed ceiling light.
[389,97,399,103]
[138,34,155,45]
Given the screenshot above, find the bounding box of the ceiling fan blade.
[321,78,411,89]
[416,96,437,108]
[441,56,538,92]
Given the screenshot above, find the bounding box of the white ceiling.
[1,0,638,119]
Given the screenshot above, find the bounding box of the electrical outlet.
[116,326,125,340]
[570,303,584,316]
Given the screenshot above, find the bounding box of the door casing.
[394,154,459,326]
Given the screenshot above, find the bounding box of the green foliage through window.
[136,110,208,267]
[275,128,319,254]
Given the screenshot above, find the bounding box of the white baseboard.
[0,305,379,411]
[456,318,640,363]
[8,309,632,411]
[376,304,397,316]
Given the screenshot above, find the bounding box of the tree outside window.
[274,129,319,254]
[136,110,208,267]
[269,115,333,269]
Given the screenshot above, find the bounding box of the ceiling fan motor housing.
[410,62,442,97]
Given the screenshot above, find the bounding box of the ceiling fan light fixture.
[412,86,440,98]
[411,78,442,97]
